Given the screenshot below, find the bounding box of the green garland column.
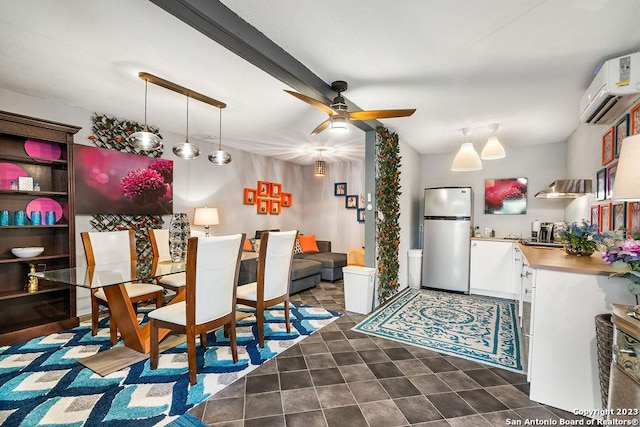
[376,126,401,304]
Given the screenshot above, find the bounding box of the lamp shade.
[130,130,162,151]
[612,134,640,201]
[481,136,506,160]
[329,115,349,132]
[451,142,482,171]
[193,207,219,226]
[314,160,326,176]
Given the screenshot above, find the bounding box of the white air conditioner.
[579,52,640,124]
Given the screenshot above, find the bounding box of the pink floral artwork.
[484,178,528,214]
[74,145,173,215]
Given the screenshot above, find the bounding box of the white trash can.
[342,266,376,314]
[408,249,423,289]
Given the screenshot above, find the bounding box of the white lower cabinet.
[470,240,518,299]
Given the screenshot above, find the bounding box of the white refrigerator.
[422,187,473,293]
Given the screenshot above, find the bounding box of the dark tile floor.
[187,281,588,426]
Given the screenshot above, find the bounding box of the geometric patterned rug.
[0,304,340,427]
[353,288,523,373]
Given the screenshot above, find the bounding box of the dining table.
[32,252,258,376]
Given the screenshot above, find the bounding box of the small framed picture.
[602,126,615,165]
[257,181,271,197]
[615,114,630,158]
[345,194,358,209]
[612,202,627,232]
[631,102,640,135]
[627,202,640,233]
[600,202,612,233]
[596,168,607,201]
[271,200,281,215]
[590,205,601,229]
[606,162,618,200]
[270,183,282,198]
[281,192,292,207]
[334,182,347,196]
[357,208,365,223]
[244,188,257,205]
[257,198,270,214]
[18,176,33,191]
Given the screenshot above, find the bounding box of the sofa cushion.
[302,252,347,269]
[290,259,322,280]
[298,234,319,253]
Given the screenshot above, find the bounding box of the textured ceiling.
[1,0,640,165]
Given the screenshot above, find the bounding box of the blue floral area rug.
[0,304,340,427]
[354,289,523,372]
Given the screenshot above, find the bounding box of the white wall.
[419,142,568,239]
[397,140,422,289]
[300,161,365,253]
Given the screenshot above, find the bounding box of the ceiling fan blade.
[284,90,337,116]
[348,109,416,121]
[311,118,331,135]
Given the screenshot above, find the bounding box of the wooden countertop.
[516,242,622,276]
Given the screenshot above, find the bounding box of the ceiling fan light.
[314,160,326,176]
[173,141,201,159]
[451,142,482,171]
[329,115,349,133]
[481,136,506,160]
[130,130,162,150]
[208,149,232,165]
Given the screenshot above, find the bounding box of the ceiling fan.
[285,80,416,135]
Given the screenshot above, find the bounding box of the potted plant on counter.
[601,234,640,318]
[556,219,608,256]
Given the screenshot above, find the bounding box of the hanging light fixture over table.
[129,78,162,151]
[208,107,232,165]
[172,95,201,159]
[134,72,227,160]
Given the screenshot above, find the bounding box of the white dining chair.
[81,229,164,345]
[148,233,245,385]
[149,228,186,291]
[236,230,297,348]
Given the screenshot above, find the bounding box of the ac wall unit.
[579,52,640,124]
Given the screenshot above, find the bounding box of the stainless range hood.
[534,179,592,198]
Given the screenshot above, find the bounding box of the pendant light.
[208,107,232,165]
[172,95,201,159]
[451,128,482,171]
[129,78,162,150]
[314,149,327,177]
[481,123,506,160]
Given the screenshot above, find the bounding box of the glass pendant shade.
[130,79,162,150]
[209,149,232,165]
[451,142,482,171]
[612,134,640,201]
[208,107,232,165]
[173,95,200,159]
[481,136,506,160]
[329,115,349,132]
[314,159,327,176]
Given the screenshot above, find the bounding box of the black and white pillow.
[293,238,303,254]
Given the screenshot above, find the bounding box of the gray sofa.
[238,230,347,294]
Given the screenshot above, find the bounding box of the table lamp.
[193,207,219,237]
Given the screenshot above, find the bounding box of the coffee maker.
[539,222,555,243]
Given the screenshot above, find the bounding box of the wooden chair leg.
[91,295,99,336]
[200,332,208,348]
[109,314,118,346]
[229,319,238,363]
[284,298,291,333]
[256,306,265,348]
[155,292,163,308]
[150,319,159,370]
[186,330,197,385]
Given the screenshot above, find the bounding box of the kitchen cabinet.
[469,239,518,299]
[0,110,80,345]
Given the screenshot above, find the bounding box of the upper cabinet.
[0,110,81,345]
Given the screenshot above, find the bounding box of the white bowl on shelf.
[11,247,44,258]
